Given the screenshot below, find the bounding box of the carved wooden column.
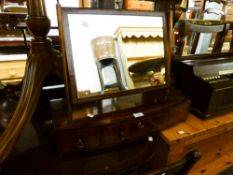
[0,0,53,163]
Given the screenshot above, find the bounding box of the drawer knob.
[137,121,144,129]
[120,130,127,140]
[9,70,16,77]
[75,139,85,149]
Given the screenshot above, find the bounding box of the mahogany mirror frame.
[57,6,172,105]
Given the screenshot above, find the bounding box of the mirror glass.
[59,9,167,100]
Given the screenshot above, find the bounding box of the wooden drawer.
[102,117,157,147]
[56,117,157,154]
[0,61,26,81]
[57,127,101,153]
[123,0,154,11]
[52,93,190,155]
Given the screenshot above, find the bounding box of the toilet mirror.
[57,8,170,103]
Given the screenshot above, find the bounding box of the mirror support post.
[0,0,53,163]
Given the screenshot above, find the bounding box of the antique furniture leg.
[0,0,53,163]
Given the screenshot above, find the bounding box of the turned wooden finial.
[26,0,50,39]
[27,0,47,17]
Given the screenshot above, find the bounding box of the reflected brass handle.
[9,70,17,77]
[75,139,85,149]
[137,121,145,129]
[120,130,127,140]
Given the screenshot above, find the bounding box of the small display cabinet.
[50,6,191,174]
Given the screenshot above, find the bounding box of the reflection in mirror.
[59,10,167,99]
[91,35,126,92]
[115,27,166,89]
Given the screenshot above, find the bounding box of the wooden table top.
[160,111,233,145]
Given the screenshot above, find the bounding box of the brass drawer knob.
[9,70,16,77]
[137,121,144,129]
[120,130,127,140]
[75,139,85,149]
